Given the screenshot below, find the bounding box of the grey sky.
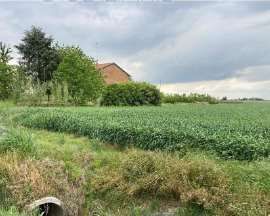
[1,1,270,98]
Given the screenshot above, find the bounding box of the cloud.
[160,65,270,99]
[160,79,270,100]
[0,1,270,98]
[124,3,270,84]
[235,65,270,81]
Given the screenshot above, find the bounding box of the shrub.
[0,129,36,157]
[101,82,161,106]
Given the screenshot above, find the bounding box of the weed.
[90,150,230,214]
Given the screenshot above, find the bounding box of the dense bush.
[162,93,218,104]
[101,82,161,106]
[15,103,270,160]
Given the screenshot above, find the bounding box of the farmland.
[1,102,270,215]
[16,102,270,160]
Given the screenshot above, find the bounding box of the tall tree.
[0,42,12,63]
[15,26,59,83]
[55,46,104,104]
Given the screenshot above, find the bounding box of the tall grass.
[89,150,270,216]
[0,207,31,216]
[0,153,85,215]
[0,128,36,156]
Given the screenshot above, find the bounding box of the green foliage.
[16,103,270,160]
[101,82,161,106]
[51,82,69,105]
[162,93,218,104]
[0,65,31,102]
[0,42,12,64]
[0,63,13,100]
[0,129,36,156]
[15,26,59,83]
[0,63,49,105]
[55,46,104,105]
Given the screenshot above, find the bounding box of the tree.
[0,42,13,100]
[55,46,104,104]
[0,42,12,63]
[15,26,59,83]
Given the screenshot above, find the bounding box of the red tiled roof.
[96,62,131,77]
[96,63,113,69]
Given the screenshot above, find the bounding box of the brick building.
[96,63,131,85]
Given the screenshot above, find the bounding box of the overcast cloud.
[1,1,270,99]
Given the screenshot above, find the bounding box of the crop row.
[15,103,270,160]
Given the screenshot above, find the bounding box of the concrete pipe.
[26,197,64,216]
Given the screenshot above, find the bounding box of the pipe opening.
[38,202,63,216]
[27,197,63,216]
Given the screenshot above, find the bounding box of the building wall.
[101,64,130,85]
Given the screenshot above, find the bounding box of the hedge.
[101,82,161,106]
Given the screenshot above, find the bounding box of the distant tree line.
[221,96,265,103]
[162,93,219,104]
[239,97,264,101]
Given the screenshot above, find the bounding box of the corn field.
[16,102,270,160]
